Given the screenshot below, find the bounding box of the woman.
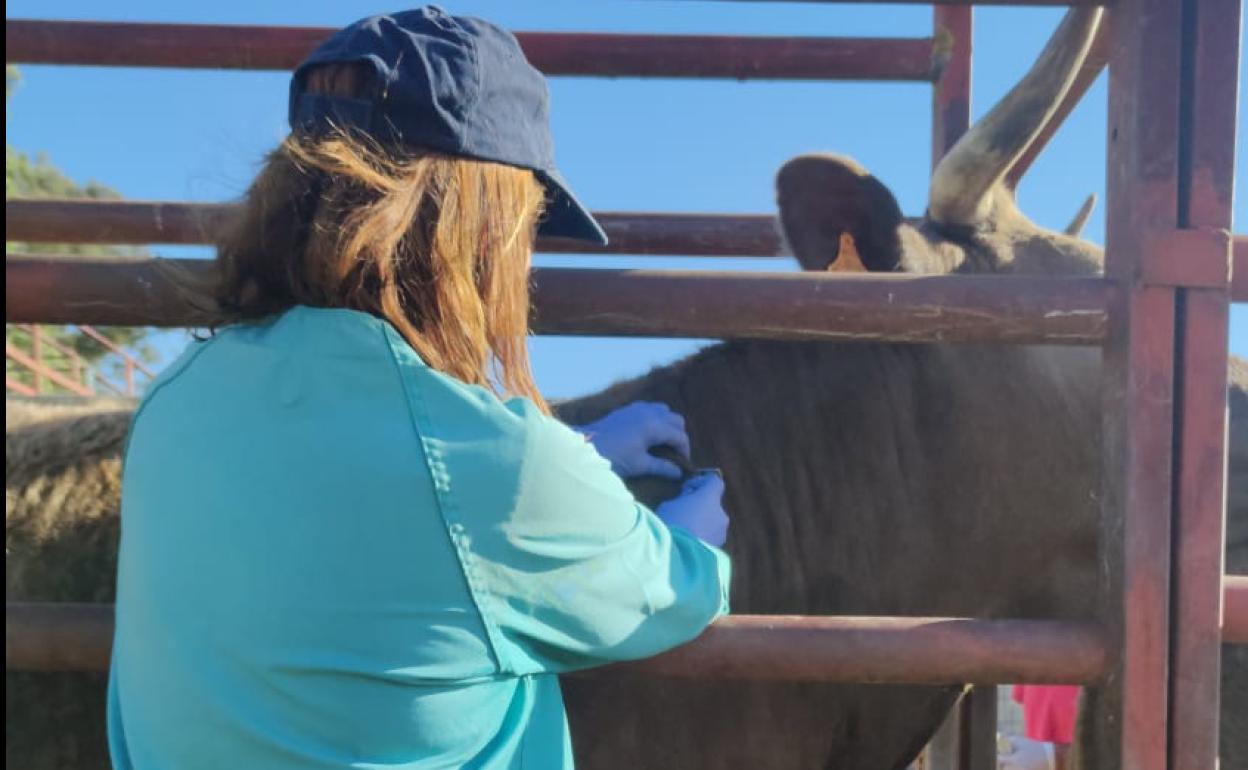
[107,8,731,769]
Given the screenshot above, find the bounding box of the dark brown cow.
[557,8,1247,769]
[6,7,1245,769]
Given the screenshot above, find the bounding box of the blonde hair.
[207,63,549,411]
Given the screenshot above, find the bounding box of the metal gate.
[6,2,1247,768]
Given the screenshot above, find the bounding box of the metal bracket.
[1139,228,1233,291]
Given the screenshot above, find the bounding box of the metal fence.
[5,323,154,397]
[5,3,1245,769]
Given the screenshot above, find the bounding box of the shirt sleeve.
[469,400,731,676]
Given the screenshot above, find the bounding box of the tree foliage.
[6,66,156,395]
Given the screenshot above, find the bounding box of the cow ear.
[776,154,905,273]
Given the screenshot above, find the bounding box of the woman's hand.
[577,402,691,480]
[655,473,729,547]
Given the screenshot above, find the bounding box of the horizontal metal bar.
[26,204,1230,276]
[5,254,1114,344]
[5,199,787,258]
[7,603,114,672]
[1140,229,1232,290]
[5,20,940,81]
[1234,235,1247,302]
[5,376,39,397]
[609,616,1111,684]
[1227,576,1248,645]
[5,603,1110,683]
[532,268,1111,343]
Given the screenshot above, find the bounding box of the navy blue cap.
[289,6,607,245]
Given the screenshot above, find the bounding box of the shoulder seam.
[378,323,514,676]
[121,337,214,464]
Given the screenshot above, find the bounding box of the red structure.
[5,323,154,397]
[4,3,1243,769]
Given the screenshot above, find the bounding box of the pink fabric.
[1011,685,1080,744]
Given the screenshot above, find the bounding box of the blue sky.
[7,1,1246,398]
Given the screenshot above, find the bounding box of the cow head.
[777,8,1104,279]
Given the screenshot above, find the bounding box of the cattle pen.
[4,1,1247,769]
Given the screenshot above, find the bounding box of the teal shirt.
[107,306,731,769]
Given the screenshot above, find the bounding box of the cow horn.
[1064,193,1097,237]
[928,8,1103,226]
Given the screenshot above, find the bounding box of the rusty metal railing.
[5,253,1114,345]
[5,19,945,81]
[5,323,153,397]
[5,603,1112,684]
[6,199,788,258]
[9,580,1246,677]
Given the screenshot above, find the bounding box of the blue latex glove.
[577,401,691,480]
[655,473,729,547]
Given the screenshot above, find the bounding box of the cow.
[556,8,1248,769]
[5,6,1246,769]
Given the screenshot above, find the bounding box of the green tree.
[6,66,157,396]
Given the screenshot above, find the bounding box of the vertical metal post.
[931,5,972,170]
[1095,0,1189,768]
[1168,0,1240,767]
[30,324,44,394]
[956,686,997,770]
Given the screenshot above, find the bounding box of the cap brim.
[534,170,608,246]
